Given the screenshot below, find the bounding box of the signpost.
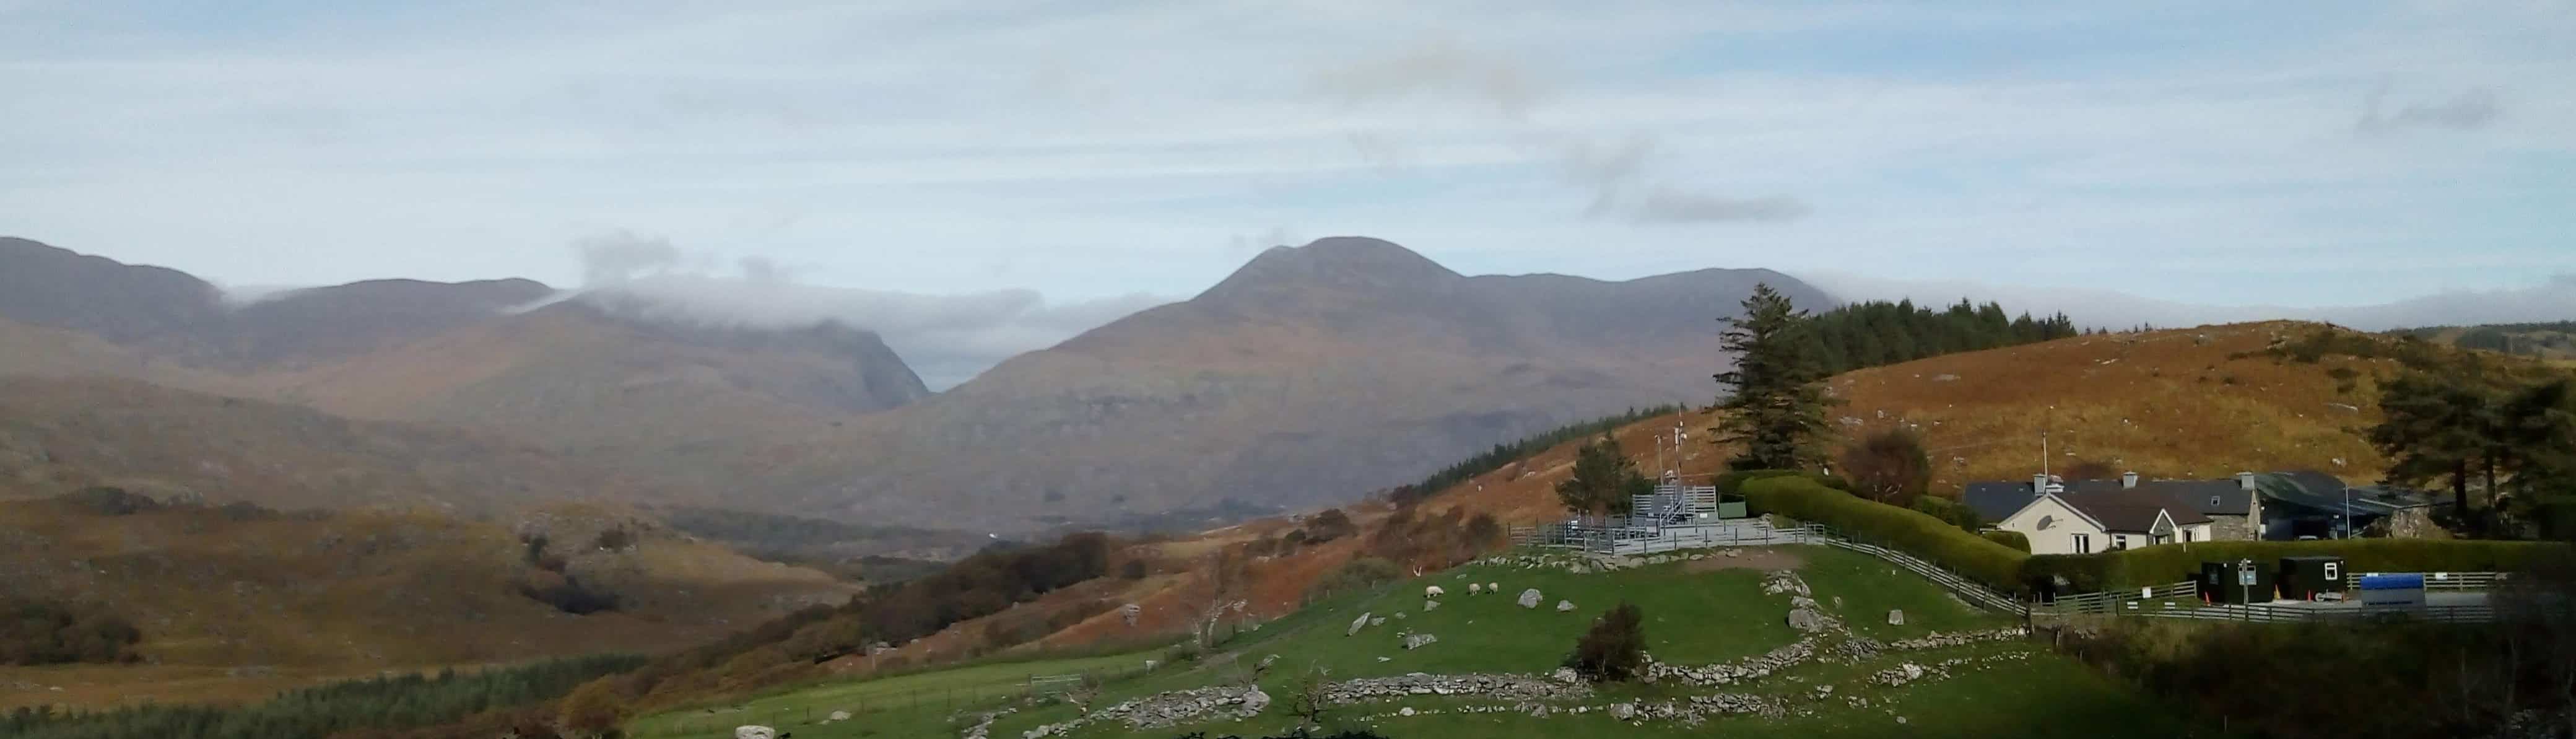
[2237,558,2257,609]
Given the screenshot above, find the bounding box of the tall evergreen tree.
[1713,283,1837,471]
[1556,434,1651,517]
[2371,372,2494,517]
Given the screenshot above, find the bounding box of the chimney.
[2034,473,2050,497]
[2237,471,2257,491]
[2121,471,2139,489]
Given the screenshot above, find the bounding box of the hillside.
[744,237,1830,529]
[0,375,692,513]
[627,544,2193,739]
[232,302,928,460]
[1419,322,2402,525]
[2395,321,2576,362]
[0,494,855,708]
[0,238,932,491]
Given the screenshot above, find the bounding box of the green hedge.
[1980,530,2031,553]
[1909,496,1982,531]
[1715,470,1851,497]
[1743,476,2028,593]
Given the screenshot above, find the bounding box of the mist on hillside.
[562,231,1167,389]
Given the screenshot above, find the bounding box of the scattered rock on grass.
[1518,589,1543,608]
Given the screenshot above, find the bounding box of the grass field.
[626,544,2219,738]
[625,650,1164,739]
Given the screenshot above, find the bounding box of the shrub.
[554,679,627,739]
[590,526,632,552]
[1981,530,2031,553]
[55,487,161,516]
[0,598,141,665]
[1303,509,1356,543]
[1840,427,1931,505]
[1120,559,1150,580]
[1563,602,1647,683]
[1743,475,2029,592]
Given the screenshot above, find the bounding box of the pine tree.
[1713,283,1837,471]
[1556,435,1651,517]
[2371,372,2493,518]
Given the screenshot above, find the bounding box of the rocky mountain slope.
[752,237,1829,529]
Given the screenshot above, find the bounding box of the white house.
[1998,487,2216,556]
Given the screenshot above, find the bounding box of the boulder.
[1369,617,1386,627]
[1257,654,1280,671]
[1424,599,1440,612]
[1403,633,1438,650]
[1609,702,1636,720]
[1517,589,1543,609]
[1887,609,1905,626]
[1347,612,1372,637]
[736,727,776,739]
[829,710,851,721]
[1120,603,1141,626]
[1240,686,1271,714]
[1549,667,1582,685]
[1393,611,1408,620]
[1555,600,1575,612]
[1787,608,1830,633]
[1399,707,1416,717]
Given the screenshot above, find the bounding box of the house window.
[2072,534,2092,554]
[2210,495,2222,508]
[2112,534,2128,549]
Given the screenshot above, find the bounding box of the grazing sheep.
[1487,582,1499,593]
[1424,585,1446,598]
[1468,584,1482,595]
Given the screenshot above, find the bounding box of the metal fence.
[2130,602,2497,624]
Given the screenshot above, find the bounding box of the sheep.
[1424,585,1445,598]
[1468,584,1482,595]
[1487,582,1498,593]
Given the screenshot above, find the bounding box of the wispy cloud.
[561,231,1166,388]
[2358,84,2502,133]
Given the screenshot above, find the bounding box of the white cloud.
[0,1,2568,313]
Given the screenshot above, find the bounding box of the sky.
[4,1,2572,385]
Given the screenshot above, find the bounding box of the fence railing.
[1792,523,2027,616]
[2132,603,2496,624]
[2344,571,2505,592]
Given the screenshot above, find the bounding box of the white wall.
[1998,495,2108,556]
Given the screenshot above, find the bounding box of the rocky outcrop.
[735,727,775,739]
[1321,672,1591,703]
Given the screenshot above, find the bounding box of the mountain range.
[0,234,1821,529]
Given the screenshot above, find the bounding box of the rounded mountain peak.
[1198,237,1461,308]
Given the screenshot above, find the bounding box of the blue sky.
[2,1,2570,365]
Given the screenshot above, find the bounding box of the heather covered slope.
[0,495,853,709]
[1419,322,2408,525]
[754,237,1829,530]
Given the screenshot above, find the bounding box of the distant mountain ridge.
[0,234,1829,530]
[0,237,933,462]
[751,237,1829,529]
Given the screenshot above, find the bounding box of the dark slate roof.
[2060,489,2213,533]
[1962,476,2250,523]
[2257,471,2433,515]
[1962,481,2040,523]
